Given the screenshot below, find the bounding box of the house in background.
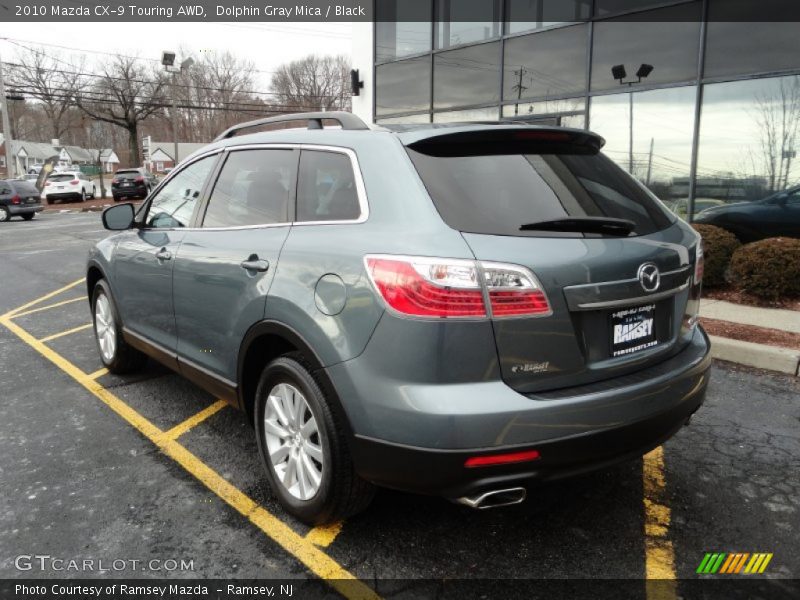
[0,134,120,176]
[147,142,208,173]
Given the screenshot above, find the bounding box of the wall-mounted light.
[350,69,364,96]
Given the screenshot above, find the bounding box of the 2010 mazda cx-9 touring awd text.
[87,112,710,524]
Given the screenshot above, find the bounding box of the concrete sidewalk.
[701,299,800,376]
[701,299,800,334]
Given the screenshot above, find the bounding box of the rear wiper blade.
[519,217,635,236]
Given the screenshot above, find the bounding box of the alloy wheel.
[263,383,324,501]
[94,293,117,362]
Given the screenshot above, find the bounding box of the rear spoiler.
[404,128,605,157]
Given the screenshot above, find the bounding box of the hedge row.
[692,224,800,299]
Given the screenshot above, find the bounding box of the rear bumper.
[46,192,82,201]
[112,185,147,197]
[331,327,711,497]
[8,204,44,215]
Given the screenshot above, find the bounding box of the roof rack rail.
[214,111,369,141]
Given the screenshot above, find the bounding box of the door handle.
[240,257,270,273]
[156,248,172,261]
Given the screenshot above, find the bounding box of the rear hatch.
[46,173,81,194]
[404,127,702,393]
[11,180,42,204]
[113,171,143,189]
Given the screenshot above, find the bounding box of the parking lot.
[1,212,798,599]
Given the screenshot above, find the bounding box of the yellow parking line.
[643,446,677,600]
[11,297,84,318]
[0,313,379,600]
[39,323,93,343]
[86,367,108,380]
[161,399,228,441]
[306,521,344,548]
[2,277,85,319]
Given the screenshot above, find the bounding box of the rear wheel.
[254,355,375,525]
[22,213,34,221]
[81,188,88,202]
[0,206,9,222]
[91,279,147,374]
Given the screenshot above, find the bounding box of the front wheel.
[92,280,147,374]
[254,355,374,525]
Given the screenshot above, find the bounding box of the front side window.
[202,149,294,228]
[145,155,216,228]
[296,151,360,222]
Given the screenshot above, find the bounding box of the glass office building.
[373,0,799,217]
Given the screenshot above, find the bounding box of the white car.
[44,171,97,204]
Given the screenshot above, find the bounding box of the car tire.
[81,188,88,202]
[0,206,9,222]
[254,354,375,525]
[91,279,147,374]
[22,213,35,221]
[113,195,120,202]
[90,186,96,199]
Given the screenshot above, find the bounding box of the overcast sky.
[1,22,353,89]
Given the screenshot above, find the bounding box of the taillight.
[482,262,551,317]
[11,194,21,205]
[364,255,551,319]
[365,256,485,318]
[70,179,79,185]
[135,176,145,183]
[694,241,704,285]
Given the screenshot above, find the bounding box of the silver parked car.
[87,112,710,524]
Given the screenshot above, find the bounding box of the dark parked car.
[693,186,800,242]
[0,179,44,222]
[111,168,158,202]
[87,112,710,524]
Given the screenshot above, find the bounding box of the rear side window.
[203,149,294,228]
[407,150,674,237]
[296,151,360,222]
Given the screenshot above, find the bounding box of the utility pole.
[646,137,654,186]
[512,67,528,117]
[171,70,179,167]
[628,92,634,174]
[0,50,15,178]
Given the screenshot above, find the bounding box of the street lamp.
[611,63,654,173]
[162,51,194,169]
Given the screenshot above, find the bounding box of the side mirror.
[102,203,135,230]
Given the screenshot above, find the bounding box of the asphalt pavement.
[0,212,798,599]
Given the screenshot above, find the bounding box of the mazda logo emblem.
[638,263,660,292]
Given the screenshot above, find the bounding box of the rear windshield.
[407,150,674,237]
[47,174,76,182]
[116,170,140,177]
[10,181,39,194]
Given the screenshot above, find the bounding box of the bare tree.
[8,49,83,142]
[270,54,351,113]
[752,76,800,192]
[172,50,260,141]
[75,55,167,167]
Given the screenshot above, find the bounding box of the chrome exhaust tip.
[455,487,527,510]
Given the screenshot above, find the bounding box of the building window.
[704,0,800,79]
[503,23,588,103]
[376,114,432,125]
[0,156,5,168]
[156,161,164,172]
[594,0,699,18]
[589,86,697,207]
[504,0,591,35]
[433,107,500,122]
[695,75,800,216]
[376,0,432,63]
[434,41,501,110]
[376,56,432,117]
[501,97,586,128]
[435,0,501,49]
[590,3,701,92]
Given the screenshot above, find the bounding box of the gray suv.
[88,112,710,524]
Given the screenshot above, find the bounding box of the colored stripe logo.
[697,553,773,574]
